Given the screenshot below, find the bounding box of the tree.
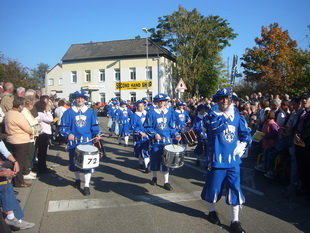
[31,63,50,89]
[149,5,237,97]
[241,23,310,96]
[0,53,39,89]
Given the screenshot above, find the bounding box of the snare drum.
[93,139,107,160]
[162,144,185,168]
[180,127,197,146]
[75,145,100,169]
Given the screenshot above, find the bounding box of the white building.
[46,38,176,103]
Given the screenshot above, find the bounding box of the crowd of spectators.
[0,82,71,231]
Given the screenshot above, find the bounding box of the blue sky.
[0,0,309,71]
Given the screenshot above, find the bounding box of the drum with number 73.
[75,145,100,169]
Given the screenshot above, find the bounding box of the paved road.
[16,116,310,233]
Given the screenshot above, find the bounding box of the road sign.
[175,79,187,90]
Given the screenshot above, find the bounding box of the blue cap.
[71,90,89,100]
[112,101,119,105]
[176,101,186,106]
[213,88,231,102]
[153,93,170,102]
[135,99,145,107]
[197,104,207,111]
[120,100,127,105]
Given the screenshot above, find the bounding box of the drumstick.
[75,133,105,143]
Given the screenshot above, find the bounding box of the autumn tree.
[149,5,237,97]
[0,53,39,90]
[31,63,50,88]
[241,23,310,96]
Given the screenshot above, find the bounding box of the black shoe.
[75,180,81,189]
[84,187,90,196]
[208,211,221,225]
[150,177,157,185]
[118,142,121,145]
[230,221,245,233]
[145,168,150,173]
[164,183,173,191]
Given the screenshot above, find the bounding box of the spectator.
[293,92,310,197]
[0,157,35,230]
[54,99,67,145]
[270,99,286,127]
[21,96,41,179]
[255,110,280,178]
[16,87,25,97]
[35,100,53,174]
[4,96,33,187]
[0,82,14,113]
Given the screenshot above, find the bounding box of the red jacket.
[262,119,280,149]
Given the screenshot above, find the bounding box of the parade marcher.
[192,104,208,166]
[115,100,132,147]
[174,101,191,152]
[174,101,191,131]
[201,88,251,233]
[144,93,181,191]
[107,100,118,137]
[130,99,150,172]
[60,90,101,196]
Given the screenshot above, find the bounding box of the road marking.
[48,191,202,213]
[184,162,264,196]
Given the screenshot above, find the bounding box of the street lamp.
[142,28,149,98]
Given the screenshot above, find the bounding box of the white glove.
[234,141,247,157]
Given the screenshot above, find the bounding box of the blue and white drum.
[162,144,185,168]
[75,145,100,169]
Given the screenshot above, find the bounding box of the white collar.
[135,110,146,117]
[72,105,88,113]
[214,104,235,121]
[175,109,183,113]
[154,107,168,115]
[120,107,127,111]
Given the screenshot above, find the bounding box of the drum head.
[164,144,185,152]
[76,144,99,155]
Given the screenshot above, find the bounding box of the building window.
[58,78,63,85]
[130,92,136,103]
[48,78,54,86]
[130,68,136,80]
[99,69,105,82]
[146,67,152,80]
[71,71,77,83]
[100,93,106,103]
[114,69,120,81]
[85,70,91,82]
[115,92,120,101]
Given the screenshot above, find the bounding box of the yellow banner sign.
[115,81,152,90]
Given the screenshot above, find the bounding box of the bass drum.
[162,144,185,169]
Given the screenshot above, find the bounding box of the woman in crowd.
[35,100,54,174]
[255,110,280,178]
[21,95,41,179]
[5,96,33,187]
